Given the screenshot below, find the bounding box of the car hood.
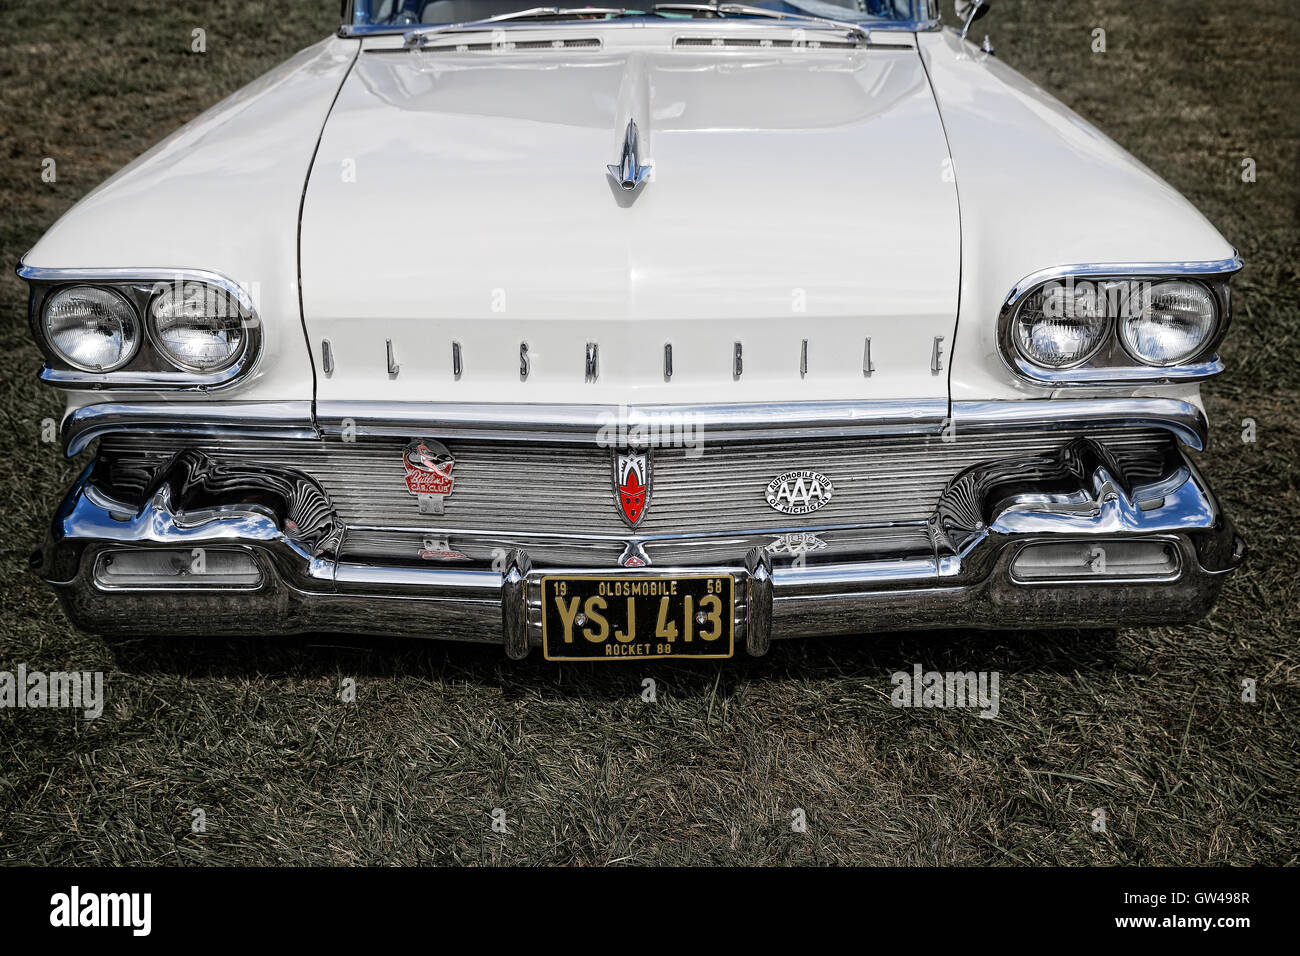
[301,29,960,406]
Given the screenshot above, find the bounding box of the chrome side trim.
[950,399,1207,451]
[64,402,317,456]
[17,263,265,392]
[997,255,1243,387]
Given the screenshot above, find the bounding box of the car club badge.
[765,469,834,516]
[403,439,456,515]
[613,449,652,529]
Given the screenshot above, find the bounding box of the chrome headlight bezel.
[998,257,1240,386]
[21,266,261,390]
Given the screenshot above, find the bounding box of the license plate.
[541,574,735,661]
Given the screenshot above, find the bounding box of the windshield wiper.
[404,7,648,46]
[652,3,871,43]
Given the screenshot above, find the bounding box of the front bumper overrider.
[31,427,1245,657]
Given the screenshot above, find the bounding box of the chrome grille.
[99,428,1170,537]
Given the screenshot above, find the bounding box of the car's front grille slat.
[100,428,1170,537]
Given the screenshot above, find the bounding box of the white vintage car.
[22,0,1244,661]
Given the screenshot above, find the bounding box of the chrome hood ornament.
[607,119,651,191]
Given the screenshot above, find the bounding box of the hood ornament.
[607,119,651,191]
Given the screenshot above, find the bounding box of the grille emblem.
[618,540,651,568]
[403,439,455,515]
[765,470,834,516]
[769,532,828,559]
[419,535,469,562]
[613,449,652,529]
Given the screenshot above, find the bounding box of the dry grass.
[0,0,1297,865]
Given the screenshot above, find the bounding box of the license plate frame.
[540,573,736,661]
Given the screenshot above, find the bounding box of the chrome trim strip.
[341,520,929,543]
[17,262,264,391]
[60,396,1210,456]
[997,255,1243,387]
[315,399,950,443]
[1005,256,1244,297]
[951,399,1207,450]
[60,397,1210,452]
[64,402,317,456]
[333,563,501,591]
[17,264,260,312]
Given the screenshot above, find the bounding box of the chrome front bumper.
[32,430,1245,656]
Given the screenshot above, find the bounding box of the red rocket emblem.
[613,450,651,529]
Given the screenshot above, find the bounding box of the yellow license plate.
[540,574,735,661]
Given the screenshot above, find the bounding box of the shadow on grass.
[100,627,1122,701]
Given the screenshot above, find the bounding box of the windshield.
[349,0,918,28]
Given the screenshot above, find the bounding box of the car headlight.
[1118,279,1218,367]
[42,285,141,372]
[1012,281,1111,369]
[148,282,248,372]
